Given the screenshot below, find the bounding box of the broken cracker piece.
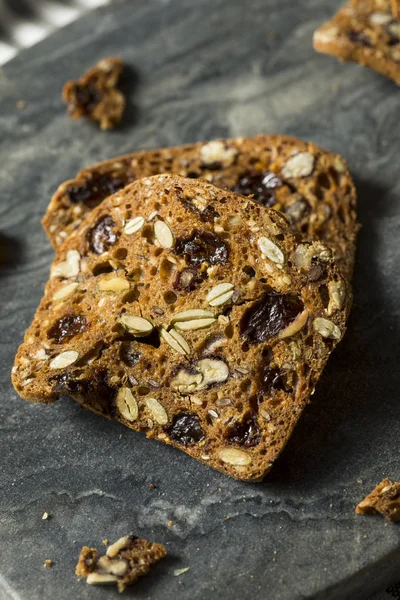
[356,478,400,522]
[76,535,166,592]
[63,57,125,130]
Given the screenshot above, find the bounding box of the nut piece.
[196,358,229,390]
[120,315,153,336]
[52,282,79,301]
[146,397,168,425]
[51,250,81,279]
[154,221,174,248]
[49,350,79,369]
[160,328,190,355]
[87,573,118,585]
[258,237,284,264]
[200,140,238,167]
[369,11,392,25]
[293,243,331,270]
[170,369,203,393]
[278,309,309,339]
[327,280,346,315]
[206,283,234,306]
[313,317,341,340]
[106,535,131,558]
[98,277,130,293]
[171,358,229,393]
[124,216,144,235]
[219,448,252,466]
[115,388,138,422]
[281,152,315,179]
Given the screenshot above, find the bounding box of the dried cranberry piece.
[260,364,285,393]
[48,314,87,343]
[180,196,220,222]
[233,171,282,206]
[67,173,128,207]
[87,215,118,254]
[167,412,205,446]
[120,343,142,367]
[239,292,304,343]
[348,30,372,46]
[51,369,116,411]
[174,230,229,266]
[226,413,260,447]
[173,267,203,291]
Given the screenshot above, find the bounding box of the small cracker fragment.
[314,0,400,85]
[356,478,400,522]
[75,535,166,592]
[63,57,125,129]
[44,559,53,567]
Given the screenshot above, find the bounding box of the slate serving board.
[0,0,399,598]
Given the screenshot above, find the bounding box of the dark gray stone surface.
[0,0,399,598]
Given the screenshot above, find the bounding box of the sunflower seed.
[98,277,130,292]
[219,448,252,466]
[146,397,168,425]
[115,388,138,422]
[52,282,79,301]
[160,328,190,355]
[124,216,145,235]
[174,318,216,331]
[258,237,284,264]
[49,350,79,369]
[206,283,234,306]
[154,221,174,248]
[106,536,131,558]
[171,309,214,324]
[120,315,153,336]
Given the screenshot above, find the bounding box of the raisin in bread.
[13,176,350,481]
[63,57,125,130]
[42,135,357,282]
[356,479,400,522]
[314,0,400,85]
[76,535,166,591]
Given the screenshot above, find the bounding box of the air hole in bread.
[92,261,114,276]
[164,290,177,305]
[243,265,255,278]
[319,284,330,309]
[113,247,128,260]
[317,172,331,190]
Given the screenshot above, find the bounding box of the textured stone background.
[0,0,399,598]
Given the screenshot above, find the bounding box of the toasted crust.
[42,135,357,282]
[14,175,350,481]
[314,0,400,85]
